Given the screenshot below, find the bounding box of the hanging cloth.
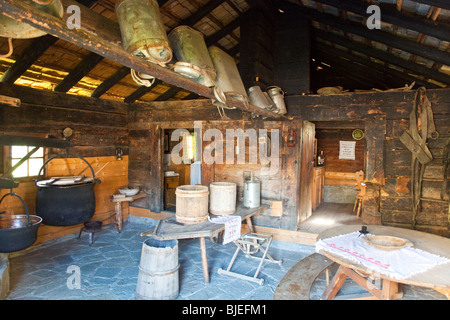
[399,87,438,229]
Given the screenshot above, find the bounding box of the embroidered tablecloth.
[315,231,450,280]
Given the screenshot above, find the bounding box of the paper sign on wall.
[339,141,356,160]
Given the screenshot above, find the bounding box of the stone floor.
[5,216,447,300]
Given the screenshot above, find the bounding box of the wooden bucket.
[209,182,236,215]
[175,185,209,224]
[136,238,179,300]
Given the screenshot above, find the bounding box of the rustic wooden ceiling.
[0,0,448,105]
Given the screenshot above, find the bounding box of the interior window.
[10,146,44,178]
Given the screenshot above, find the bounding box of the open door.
[298,120,315,225]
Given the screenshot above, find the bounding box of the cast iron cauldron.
[35,154,101,226]
[0,192,42,253]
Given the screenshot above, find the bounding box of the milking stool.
[218,233,282,285]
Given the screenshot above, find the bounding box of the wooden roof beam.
[409,0,450,11]
[0,0,280,118]
[278,2,450,66]
[314,29,450,85]
[312,0,450,42]
[54,52,103,93]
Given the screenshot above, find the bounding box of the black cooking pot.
[0,192,42,253]
[35,154,101,226]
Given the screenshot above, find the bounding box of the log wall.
[288,88,450,237]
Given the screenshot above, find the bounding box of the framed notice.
[339,141,356,160]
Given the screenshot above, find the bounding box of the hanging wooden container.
[168,26,217,87]
[116,0,172,65]
[175,185,209,224]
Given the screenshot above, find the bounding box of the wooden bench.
[274,253,334,300]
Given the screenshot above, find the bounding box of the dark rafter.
[0,0,98,85]
[124,79,162,104]
[410,0,450,11]
[54,52,104,93]
[91,66,130,98]
[314,42,439,88]
[0,35,58,84]
[314,29,450,86]
[312,0,450,42]
[278,2,450,66]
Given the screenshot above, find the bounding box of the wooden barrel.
[209,182,236,215]
[136,238,179,300]
[175,185,209,224]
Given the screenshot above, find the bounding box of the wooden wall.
[288,88,450,237]
[0,83,130,247]
[128,99,309,231]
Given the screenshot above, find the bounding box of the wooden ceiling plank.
[0,35,58,84]
[282,3,450,66]
[409,0,450,11]
[312,0,450,42]
[91,66,130,98]
[315,42,439,88]
[314,29,450,85]
[54,52,104,92]
[124,79,162,103]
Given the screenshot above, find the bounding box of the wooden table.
[142,203,269,283]
[318,225,450,300]
[110,192,146,232]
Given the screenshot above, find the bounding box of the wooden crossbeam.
[91,66,130,98]
[314,42,440,88]
[409,0,450,11]
[0,0,98,85]
[154,87,182,101]
[181,0,226,27]
[313,0,450,42]
[124,79,162,103]
[0,0,280,118]
[54,52,104,92]
[0,35,58,84]
[314,29,450,86]
[279,3,450,66]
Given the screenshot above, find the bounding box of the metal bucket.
[116,0,172,65]
[168,26,217,87]
[266,86,287,115]
[243,177,260,209]
[0,0,63,39]
[0,191,42,253]
[248,86,276,111]
[208,46,248,104]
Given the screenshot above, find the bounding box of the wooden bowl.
[362,235,413,251]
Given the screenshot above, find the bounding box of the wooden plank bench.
[274,253,334,300]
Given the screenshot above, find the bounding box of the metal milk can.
[266,86,287,115]
[208,46,248,106]
[115,0,172,66]
[0,0,64,40]
[243,173,260,209]
[168,26,217,87]
[248,86,277,111]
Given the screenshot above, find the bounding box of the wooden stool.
[218,233,282,285]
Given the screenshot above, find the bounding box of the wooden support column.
[274,9,310,95]
[362,115,386,225]
[239,2,275,89]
